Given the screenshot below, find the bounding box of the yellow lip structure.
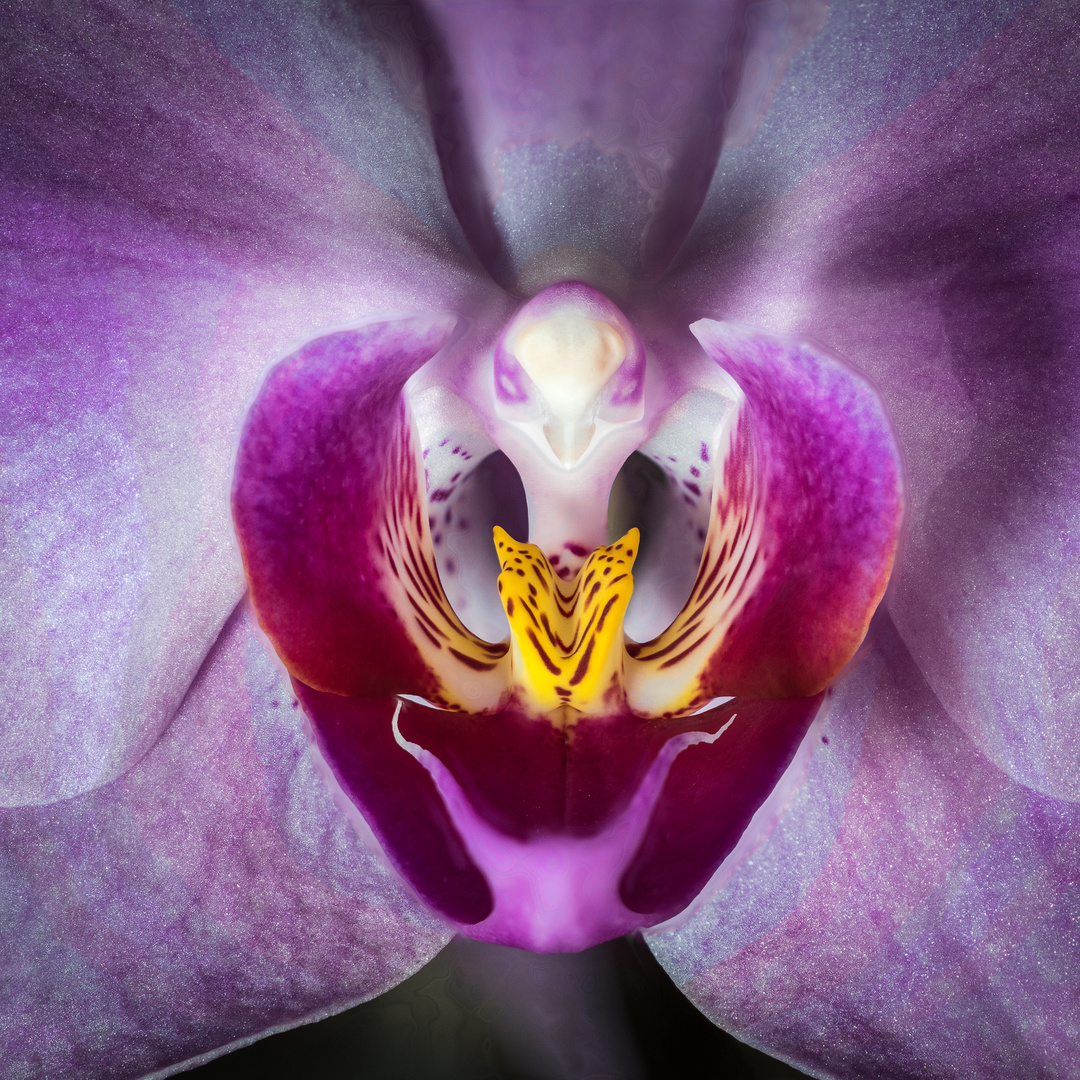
[494,526,639,719]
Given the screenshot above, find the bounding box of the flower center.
[495,525,639,720]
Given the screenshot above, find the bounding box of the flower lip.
[231,293,904,952]
[495,525,640,718]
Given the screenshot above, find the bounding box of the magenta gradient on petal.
[233,315,460,699]
[1,0,503,807]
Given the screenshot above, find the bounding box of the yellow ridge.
[494,525,639,717]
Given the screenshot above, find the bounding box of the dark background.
[184,935,812,1079]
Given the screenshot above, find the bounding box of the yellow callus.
[494,526,639,718]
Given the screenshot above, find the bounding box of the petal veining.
[628,320,903,710]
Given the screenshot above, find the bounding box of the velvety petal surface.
[175,0,468,246]
[0,605,451,1079]
[0,0,501,805]
[655,0,1080,798]
[649,616,1080,1079]
[408,0,827,289]
[689,0,1036,239]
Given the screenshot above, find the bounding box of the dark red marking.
[658,632,711,670]
[527,628,562,675]
[448,647,499,672]
[594,594,620,635]
[568,637,596,687]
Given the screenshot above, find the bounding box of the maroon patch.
[619,695,823,920]
[297,683,493,925]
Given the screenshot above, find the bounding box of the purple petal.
[176,0,467,244]
[1,0,499,804]
[657,2,1080,798]
[649,617,1080,1079]
[1,606,450,1078]
[408,0,826,288]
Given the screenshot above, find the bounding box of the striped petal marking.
[495,527,639,718]
[235,291,900,723]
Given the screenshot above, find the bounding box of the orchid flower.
[3,2,1079,1079]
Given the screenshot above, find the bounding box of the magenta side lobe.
[694,321,903,699]
[232,315,456,698]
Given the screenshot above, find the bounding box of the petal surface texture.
[0,606,451,1078]
[412,0,828,288]
[0,0,503,805]
[656,0,1080,800]
[650,618,1080,1079]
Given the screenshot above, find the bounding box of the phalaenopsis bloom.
[6,1,1080,1077]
